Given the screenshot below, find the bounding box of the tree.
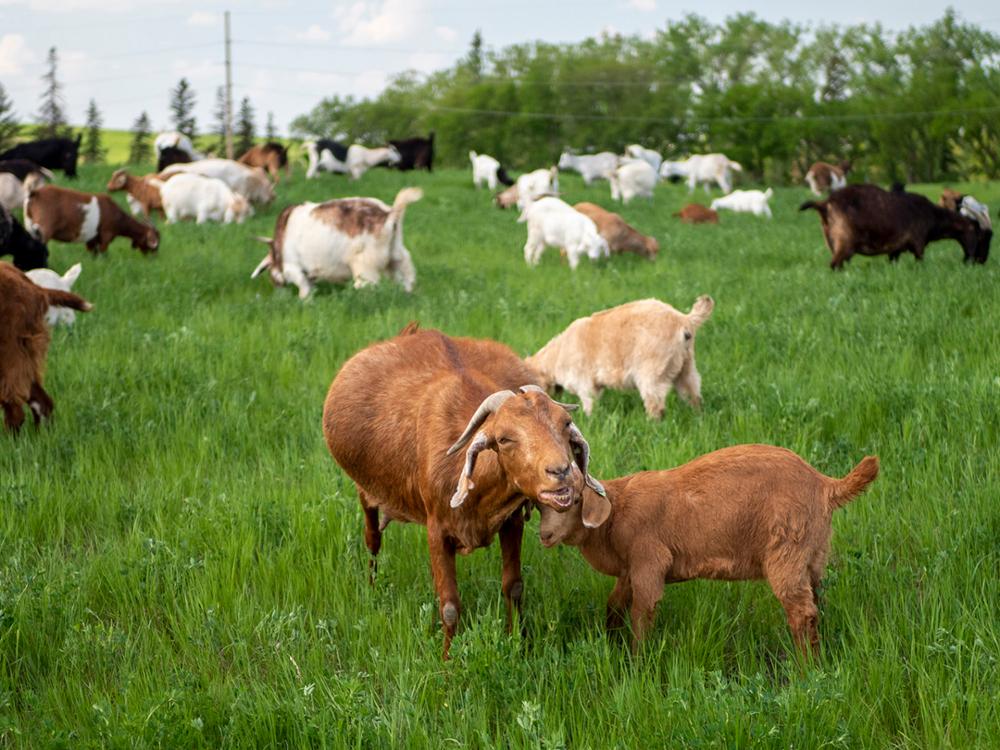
[465,30,484,81]
[235,96,255,156]
[169,78,197,138]
[212,86,227,153]
[81,99,105,164]
[265,111,277,140]
[128,111,152,164]
[0,83,18,153]
[35,47,68,139]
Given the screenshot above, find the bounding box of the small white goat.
[558,151,619,185]
[515,167,559,210]
[662,154,742,194]
[155,173,253,225]
[527,296,714,418]
[610,160,657,204]
[347,144,401,180]
[711,188,773,218]
[26,263,83,326]
[159,159,274,205]
[519,196,609,270]
[469,151,512,191]
[624,144,662,173]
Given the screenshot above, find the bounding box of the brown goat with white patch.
[238,142,290,183]
[322,324,604,659]
[106,169,164,219]
[527,297,713,418]
[537,445,879,656]
[0,261,92,432]
[573,202,658,260]
[24,184,159,255]
[673,203,719,224]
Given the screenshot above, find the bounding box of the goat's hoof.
[508,580,524,604]
[442,602,459,628]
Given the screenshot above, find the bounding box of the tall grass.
[2,165,998,748]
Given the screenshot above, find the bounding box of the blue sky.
[1,1,996,134]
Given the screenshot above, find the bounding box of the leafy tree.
[169,78,197,138]
[35,47,68,139]
[128,111,152,164]
[235,96,255,155]
[81,99,105,164]
[0,83,18,153]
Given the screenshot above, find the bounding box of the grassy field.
[2,163,998,748]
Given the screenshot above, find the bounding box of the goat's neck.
[570,497,627,578]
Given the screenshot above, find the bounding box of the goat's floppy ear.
[450,431,493,508]
[581,487,612,528]
[567,423,605,497]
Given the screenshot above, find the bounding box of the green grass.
[2,165,999,748]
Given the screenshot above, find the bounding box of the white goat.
[469,151,511,190]
[610,160,657,204]
[519,196,609,270]
[661,154,742,194]
[515,167,559,210]
[25,263,83,326]
[558,151,619,185]
[159,159,274,205]
[624,144,662,173]
[346,144,400,180]
[155,173,252,225]
[711,188,773,218]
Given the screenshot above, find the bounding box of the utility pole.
[224,10,233,159]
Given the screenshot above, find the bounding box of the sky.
[1,0,997,136]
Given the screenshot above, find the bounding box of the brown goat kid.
[573,202,658,259]
[800,184,991,268]
[106,169,164,219]
[673,204,719,224]
[537,445,879,656]
[322,324,604,659]
[25,184,159,255]
[238,142,290,183]
[0,262,92,432]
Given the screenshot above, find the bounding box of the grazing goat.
[0,261,92,432]
[154,131,202,161]
[0,159,54,182]
[346,144,401,180]
[155,173,252,225]
[304,139,350,179]
[494,184,519,209]
[389,133,434,171]
[26,263,83,326]
[673,204,719,224]
[573,202,658,260]
[805,161,851,196]
[515,167,559,210]
[156,146,193,173]
[519,197,609,270]
[1,170,49,212]
[661,154,742,194]
[159,159,275,205]
[527,296,713,417]
[558,151,619,185]
[624,144,662,173]
[322,323,604,658]
[0,204,49,270]
[537,445,879,656]
[711,188,773,218]
[0,135,81,178]
[610,160,657,204]
[106,169,164,219]
[939,189,992,231]
[238,142,291,183]
[800,184,992,267]
[470,151,514,190]
[251,187,422,297]
[24,184,160,256]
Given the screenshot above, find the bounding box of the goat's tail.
[62,262,82,287]
[398,320,420,336]
[764,187,774,199]
[686,295,715,329]
[45,289,92,312]
[827,456,879,511]
[729,160,743,172]
[390,187,423,216]
[497,165,514,186]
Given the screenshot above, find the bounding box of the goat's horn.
[568,423,606,497]
[518,384,579,411]
[445,390,516,455]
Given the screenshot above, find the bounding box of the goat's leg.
[628,554,669,652]
[2,402,25,433]
[829,244,852,270]
[27,382,53,426]
[606,576,632,631]
[636,372,671,420]
[358,487,382,585]
[674,358,703,410]
[498,511,525,634]
[427,522,461,660]
[767,561,820,659]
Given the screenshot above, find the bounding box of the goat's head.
[537,485,612,547]
[643,236,660,260]
[135,223,159,254]
[446,385,604,511]
[557,152,573,170]
[106,169,128,191]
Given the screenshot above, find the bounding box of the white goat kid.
[558,151,619,185]
[519,196,609,270]
[156,173,253,224]
[346,145,401,180]
[661,154,742,194]
[711,188,773,218]
[159,158,274,205]
[624,144,663,173]
[610,160,657,204]
[515,167,559,210]
[470,151,503,190]
[26,263,83,326]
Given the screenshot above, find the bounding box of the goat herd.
[0,129,994,662]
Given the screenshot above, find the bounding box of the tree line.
[290,10,1000,184]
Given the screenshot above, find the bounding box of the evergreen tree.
[465,30,484,81]
[128,111,152,164]
[81,99,106,164]
[212,86,228,153]
[265,111,277,140]
[0,83,19,154]
[169,78,197,138]
[235,96,255,156]
[35,47,68,139]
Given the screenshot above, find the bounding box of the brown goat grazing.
[537,445,879,656]
[804,160,851,196]
[494,184,519,209]
[800,184,992,267]
[573,202,658,260]
[673,203,719,224]
[322,324,604,659]
[25,184,159,255]
[0,262,92,432]
[106,169,164,219]
[238,142,290,183]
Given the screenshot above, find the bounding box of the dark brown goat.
[0,262,92,432]
[800,184,991,268]
[322,324,603,658]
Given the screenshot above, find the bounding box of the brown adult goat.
[800,184,991,268]
[322,324,604,659]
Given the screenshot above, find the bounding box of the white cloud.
[628,0,656,11]
[435,25,457,42]
[187,11,219,27]
[297,24,331,42]
[0,33,35,75]
[333,0,425,46]
[407,52,447,73]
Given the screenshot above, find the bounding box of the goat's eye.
[564,420,572,429]
[497,436,514,446]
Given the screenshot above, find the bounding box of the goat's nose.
[546,463,571,479]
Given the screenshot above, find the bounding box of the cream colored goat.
[526,296,714,418]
